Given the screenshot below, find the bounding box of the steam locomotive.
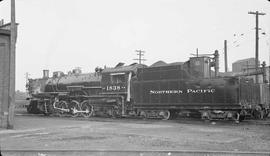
[26,51,270,121]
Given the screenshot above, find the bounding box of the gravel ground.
[1,112,270,153]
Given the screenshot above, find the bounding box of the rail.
[1,150,270,156]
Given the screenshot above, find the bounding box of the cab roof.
[102,63,146,74]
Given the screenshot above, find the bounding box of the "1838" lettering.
[106,85,121,91]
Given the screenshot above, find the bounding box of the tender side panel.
[239,79,260,107]
[132,78,241,110]
[240,80,269,108]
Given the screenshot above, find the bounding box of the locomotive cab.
[102,72,129,94]
[100,63,146,116]
[101,63,145,100]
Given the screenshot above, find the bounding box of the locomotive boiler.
[27,68,102,116]
[26,64,145,117]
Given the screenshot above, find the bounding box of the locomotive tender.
[26,52,269,121]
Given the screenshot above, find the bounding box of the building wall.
[232,58,258,73]
[0,31,10,128]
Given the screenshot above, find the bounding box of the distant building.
[0,22,18,41]
[231,58,270,84]
[0,25,11,128]
[0,21,18,128]
[232,58,259,73]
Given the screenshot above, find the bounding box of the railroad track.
[1,150,270,156]
[16,112,270,126]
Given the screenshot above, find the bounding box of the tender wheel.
[253,105,263,119]
[260,109,266,119]
[233,112,240,124]
[239,110,246,122]
[80,100,94,118]
[201,111,210,121]
[69,100,81,117]
[264,109,269,118]
[140,110,147,119]
[239,115,245,122]
[170,110,178,119]
[160,110,171,120]
[54,100,68,117]
[106,108,118,118]
[112,107,121,118]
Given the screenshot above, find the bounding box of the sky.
[1,0,270,91]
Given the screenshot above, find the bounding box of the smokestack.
[43,70,49,78]
[0,19,4,26]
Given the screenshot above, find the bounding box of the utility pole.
[224,40,228,72]
[25,72,30,90]
[248,11,266,83]
[134,50,146,64]
[25,72,29,81]
[8,0,16,129]
[25,72,30,96]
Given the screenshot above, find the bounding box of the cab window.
[111,73,125,83]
